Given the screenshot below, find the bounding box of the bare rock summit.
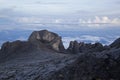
[28,30,65,52]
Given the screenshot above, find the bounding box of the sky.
[0,0,120,31]
[0,0,120,47]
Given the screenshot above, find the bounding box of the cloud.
[16,17,63,24]
[15,36,27,41]
[16,17,42,24]
[62,35,116,48]
[0,14,120,31]
[35,1,66,5]
[78,16,120,27]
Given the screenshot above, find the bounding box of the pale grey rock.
[28,30,65,52]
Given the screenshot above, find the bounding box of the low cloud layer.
[0,0,120,31]
[62,35,117,48]
[79,16,120,26]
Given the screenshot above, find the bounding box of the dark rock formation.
[1,40,33,54]
[0,40,34,62]
[0,30,120,80]
[110,38,120,48]
[0,30,65,62]
[67,41,79,54]
[28,30,65,52]
[67,41,105,54]
[48,48,120,80]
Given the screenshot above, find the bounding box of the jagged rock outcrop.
[67,41,79,54]
[0,40,34,62]
[28,30,65,52]
[0,30,65,56]
[0,30,120,80]
[0,30,65,62]
[110,38,120,48]
[1,40,33,54]
[67,41,105,54]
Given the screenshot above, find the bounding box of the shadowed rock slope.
[0,30,120,80]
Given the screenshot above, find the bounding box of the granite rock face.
[28,30,65,52]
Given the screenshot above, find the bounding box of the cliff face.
[0,30,120,80]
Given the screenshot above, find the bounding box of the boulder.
[28,30,65,52]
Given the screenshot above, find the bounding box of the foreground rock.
[0,30,120,80]
[48,48,120,80]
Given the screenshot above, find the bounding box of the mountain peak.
[0,30,120,80]
[28,30,65,52]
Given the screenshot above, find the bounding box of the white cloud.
[16,17,63,24]
[78,16,120,27]
[15,36,27,41]
[80,35,101,42]
[16,17,42,24]
[54,19,62,23]
[111,18,120,24]
[0,15,120,31]
[62,35,101,48]
[62,35,117,48]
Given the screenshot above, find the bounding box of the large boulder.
[28,30,65,52]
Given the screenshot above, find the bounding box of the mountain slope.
[0,30,120,80]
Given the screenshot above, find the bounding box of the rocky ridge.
[0,30,120,80]
[67,41,107,54]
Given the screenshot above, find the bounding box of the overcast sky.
[0,0,120,31]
